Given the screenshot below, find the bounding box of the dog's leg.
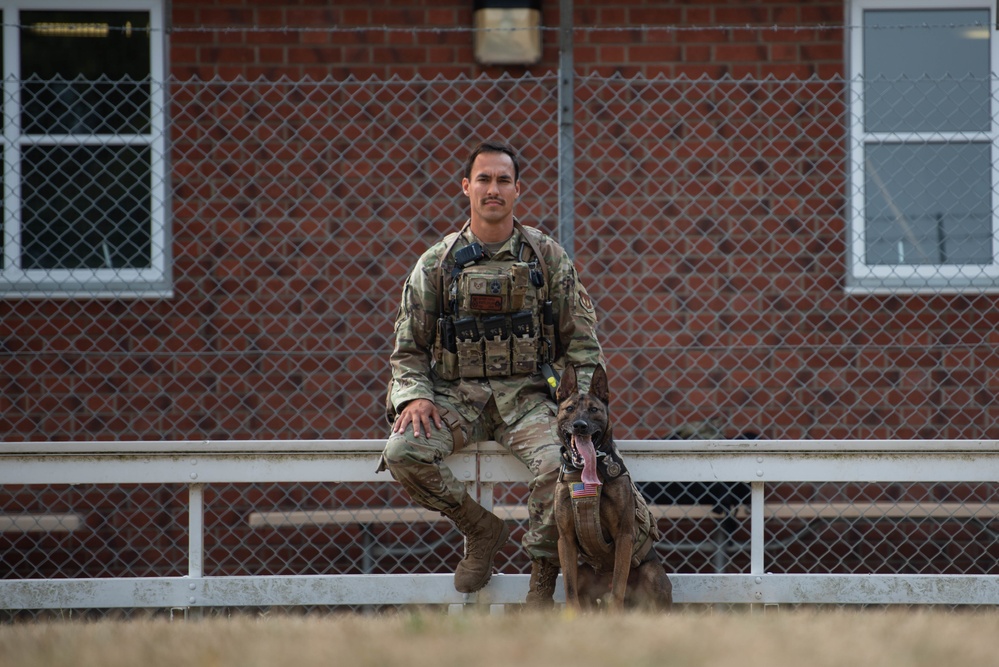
[608,537,634,610]
[632,561,673,610]
[607,484,636,611]
[555,494,581,610]
[557,534,582,609]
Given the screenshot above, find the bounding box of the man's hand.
[392,398,443,438]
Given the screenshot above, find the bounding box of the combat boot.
[446,495,510,593]
[524,559,559,610]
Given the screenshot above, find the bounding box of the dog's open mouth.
[569,433,603,487]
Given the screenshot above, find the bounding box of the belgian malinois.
[553,365,673,611]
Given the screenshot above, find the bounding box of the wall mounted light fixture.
[473,0,542,66]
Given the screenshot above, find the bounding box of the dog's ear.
[557,365,578,401]
[589,365,609,404]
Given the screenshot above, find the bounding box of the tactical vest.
[433,220,553,381]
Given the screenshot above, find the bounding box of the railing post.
[187,482,205,620]
[750,482,765,576]
[750,481,766,611]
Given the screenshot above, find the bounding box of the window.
[848,0,998,292]
[0,0,168,297]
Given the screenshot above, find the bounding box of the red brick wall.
[169,0,844,80]
[8,0,996,442]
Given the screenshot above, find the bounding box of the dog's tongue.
[573,434,602,486]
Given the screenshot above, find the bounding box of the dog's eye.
[588,406,600,413]
[564,405,574,413]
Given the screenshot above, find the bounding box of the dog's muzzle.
[564,420,602,486]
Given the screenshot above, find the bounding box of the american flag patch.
[571,482,600,498]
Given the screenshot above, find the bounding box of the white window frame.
[0,0,170,298]
[847,0,999,293]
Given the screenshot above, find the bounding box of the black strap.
[513,218,550,302]
[436,221,472,317]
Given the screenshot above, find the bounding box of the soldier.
[380,141,604,609]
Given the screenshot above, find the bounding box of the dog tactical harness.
[558,451,661,570]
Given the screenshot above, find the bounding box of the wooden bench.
[0,514,82,533]
[246,503,744,528]
[766,502,999,520]
[249,501,999,528]
[246,501,999,576]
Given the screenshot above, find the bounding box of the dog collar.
[559,447,628,479]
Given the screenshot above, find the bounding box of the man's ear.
[461,178,470,196]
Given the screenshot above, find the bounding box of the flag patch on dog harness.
[571,482,600,498]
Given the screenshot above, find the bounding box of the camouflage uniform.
[382,220,604,562]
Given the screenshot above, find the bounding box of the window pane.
[864,9,990,132]
[21,11,151,134]
[22,145,152,270]
[864,142,992,266]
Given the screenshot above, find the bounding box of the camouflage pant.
[382,394,562,561]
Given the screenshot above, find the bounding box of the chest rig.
[433,220,554,382]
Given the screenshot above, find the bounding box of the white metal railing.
[3,439,999,612]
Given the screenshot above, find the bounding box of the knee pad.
[381,433,414,469]
[382,431,442,470]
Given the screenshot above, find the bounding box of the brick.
[629,7,682,24]
[713,7,771,24]
[714,44,768,63]
[629,44,683,63]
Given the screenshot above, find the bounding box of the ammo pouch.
[511,333,537,375]
[457,337,486,378]
[451,311,539,379]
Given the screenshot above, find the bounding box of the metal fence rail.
[3,440,999,617]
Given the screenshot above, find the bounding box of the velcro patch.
[470,295,504,311]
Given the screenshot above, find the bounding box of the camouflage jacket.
[388,221,605,425]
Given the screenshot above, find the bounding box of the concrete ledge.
[5,573,999,609]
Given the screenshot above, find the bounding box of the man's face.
[462,151,520,225]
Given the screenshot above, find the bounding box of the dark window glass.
[20,10,151,134]
[22,145,152,270]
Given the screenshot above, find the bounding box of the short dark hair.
[464,141,520,182]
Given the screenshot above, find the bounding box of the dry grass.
[3,607,999,667]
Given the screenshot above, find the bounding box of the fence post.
[187,482,205,620]
[557,0,575,258]
[750,481,766,611]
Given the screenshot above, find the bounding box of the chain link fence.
[8,480,999,579]
[4,63,999,615]
[5,464,999,619]
[4,72,997,441]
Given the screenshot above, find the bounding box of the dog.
[553,364,673,611]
